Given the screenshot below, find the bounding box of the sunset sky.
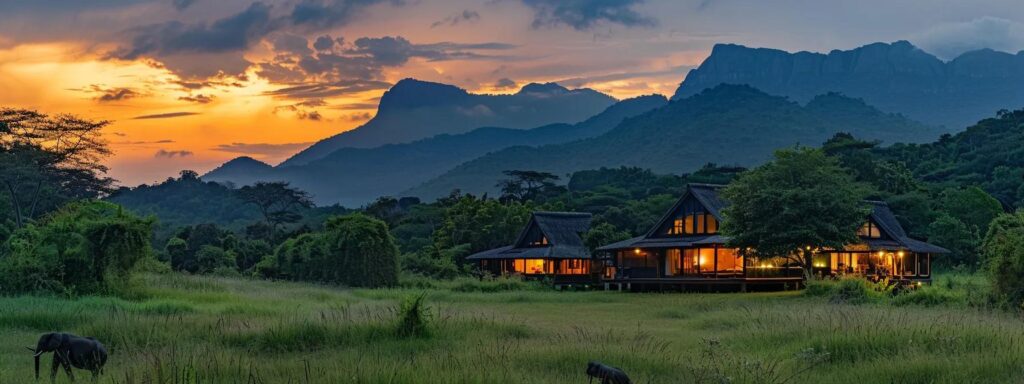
[2,0,1023,186]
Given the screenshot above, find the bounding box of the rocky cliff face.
[673,41,1024,128]
[280,78,617,166]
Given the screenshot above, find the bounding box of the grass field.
[0,274,1022,383]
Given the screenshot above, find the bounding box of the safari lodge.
[467,184,949,291]
[466,212,595,286]
[594,184,948,291]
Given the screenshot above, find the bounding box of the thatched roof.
[599,184,949,254]
[866,201,949,254]
[467,211,593,260]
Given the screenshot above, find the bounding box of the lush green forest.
[5,104,1024,383]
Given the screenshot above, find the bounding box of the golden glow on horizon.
[1,38,693,186]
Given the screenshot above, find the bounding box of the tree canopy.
[0,108,114,228]
[721,147,871,276]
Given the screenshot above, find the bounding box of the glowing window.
[706,214,718,234]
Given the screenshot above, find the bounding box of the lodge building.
[466,184,949,291]
[466,212,595,286]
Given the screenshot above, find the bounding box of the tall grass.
[1,273,1022,383]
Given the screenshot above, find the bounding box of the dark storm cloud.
[271,33,314,56]
[154,149,194,158]
[520,0,656,30]
[431,10,481,28]
[256,35,514,95]
[273,98,334,120]
[106,0,405,79]
[313,35,340,51]
[178,94,216,104]
[112,2,275,59]
[289,0,405,32]
[132,112,200,119]
[69,84,143,102]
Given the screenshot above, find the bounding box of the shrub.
[194,245,235,274]
[395,294,430,338]
[892,285,962,307]
[0,201,153,295]
[982,212,1024,307]
[803,279,837,297]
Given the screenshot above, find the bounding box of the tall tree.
[721,147,871,277]
[0,108,113,227]
[237,182,313,232]
[497,170,563,202]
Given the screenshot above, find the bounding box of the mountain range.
[405,84,944,200]
[280,79,617,166]
[673,41,1024,128]
[203,40,1024,206]
[204,94,668,206]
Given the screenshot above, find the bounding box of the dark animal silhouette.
[26,332,107,381]
[586,361,631,384]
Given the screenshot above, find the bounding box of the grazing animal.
[586,361,631,384]
[26,332,107,382]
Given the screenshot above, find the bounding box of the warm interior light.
[898,251,905,258]
[877,251,885,257]
[634,248,641,255]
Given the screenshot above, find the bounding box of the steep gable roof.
[468,211,593,260]
[644,183,726,238]
[598,184,949,254]
[866,201,949,253]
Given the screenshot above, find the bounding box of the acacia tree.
[237,182,313,233]
[497,170,563,203]
[0,108,113,227]
[721,147,871,277]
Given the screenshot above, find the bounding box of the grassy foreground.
[0,274,1022,383]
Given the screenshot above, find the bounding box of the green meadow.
[0,274,1021,384]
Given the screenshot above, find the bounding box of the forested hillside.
[881,109,1024,207]
[407,84,942,200]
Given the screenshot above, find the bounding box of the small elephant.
[586,361,631,384]
[26,332,107,382]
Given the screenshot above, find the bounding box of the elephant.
[586,361,631,384]
[26,332,107,382]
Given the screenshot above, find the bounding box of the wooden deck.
[602,276,806,292]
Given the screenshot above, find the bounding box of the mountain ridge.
[203,94,667,206]
[405,84,946,200]
[279,78,617,166]
[672,41,1024,128]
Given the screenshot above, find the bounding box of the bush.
[0,201,153,295]
[194,245,235,274]
[982,212,1024,307]
[804,277,890,305]
[395,294,430,338]
[892,285,962,307]
[263,214,399,288]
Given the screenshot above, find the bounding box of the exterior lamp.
[898,251,905,258]
[877,251,885,257]
[634,248,641,255]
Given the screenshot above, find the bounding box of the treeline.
[5,106,1024,307]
